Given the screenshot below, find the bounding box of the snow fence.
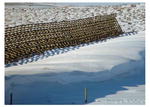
[5,14,123,64]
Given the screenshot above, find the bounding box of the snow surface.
[5,31,145,104]
[89,85,145,105]
[5,3,145,32]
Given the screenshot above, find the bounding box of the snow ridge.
[5,31,138,67]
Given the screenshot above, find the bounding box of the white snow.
[5,3,145,32]
[90,85,145,105]
[5,32,145,76]
[5,31,145,104]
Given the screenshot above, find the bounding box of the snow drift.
[5,31,145,104]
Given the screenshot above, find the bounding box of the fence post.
[84,88,88,104]
[10,92,13,105]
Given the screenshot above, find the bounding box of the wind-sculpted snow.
[5,32,137,67]
[5,31,145,104]
[5,31,144,77]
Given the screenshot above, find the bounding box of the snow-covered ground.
[90,85,145,105]
[5,3,145,32]
[5,31,145,104]
[5,3,145,105]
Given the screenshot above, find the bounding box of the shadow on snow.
[5,50,145,105]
